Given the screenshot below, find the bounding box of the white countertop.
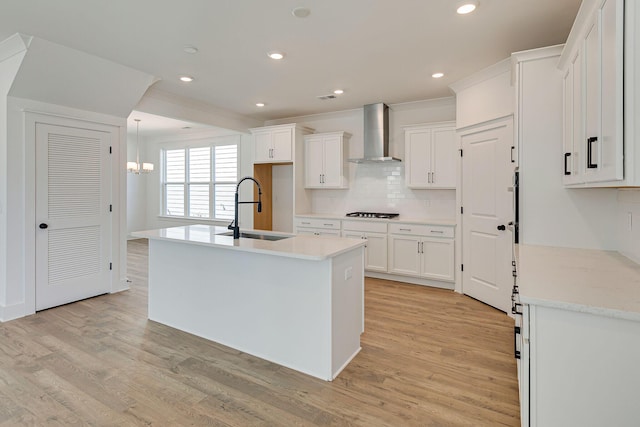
[517,244,640,321]
[132,225,365,261]
[295,213,456,226]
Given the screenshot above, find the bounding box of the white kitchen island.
[133,224,366,381]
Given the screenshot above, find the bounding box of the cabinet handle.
[323,223,333,227]
[301,221,311,225]
[564,152,571,175]
[430,230,444,234]
[511,146,515,163]
[512,302,523,316]
[399,228,411,232]
[587,136,598,169]
[432,172,435,183]
[420,241,424,254]
[417,242,421,253]
[514,326,521,360]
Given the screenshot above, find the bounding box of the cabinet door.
[563,50,584,186]
[322,135,343,188]
[305,137,324,188]
[271,128,293,162]
[583,13,601,181]
[388,234,421,276]
[405,129,431,188]
[254,131,272,163]
[431,127,456,188]
[364,232,387,272]
[420,238,454,282]
[599,0,624,182]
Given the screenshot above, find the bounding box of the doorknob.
[39,223,48,229]
[497,224,506,231]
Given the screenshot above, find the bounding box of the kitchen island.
[133,224,366,381]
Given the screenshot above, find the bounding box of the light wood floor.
[0,239,520,426]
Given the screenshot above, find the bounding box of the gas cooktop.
[345,212,399,219]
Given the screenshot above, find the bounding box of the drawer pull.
[430,230,444,234]
[301,222,311,225]
[323,223,334,226]
[399,228,411,232]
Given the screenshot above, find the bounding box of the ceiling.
[1,0,582,124]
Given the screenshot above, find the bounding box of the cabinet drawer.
[342,220,387,234]
[389,223,454,238]
[294,217,341,230]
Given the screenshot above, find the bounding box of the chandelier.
[127,119,154,174]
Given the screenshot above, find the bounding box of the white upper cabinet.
[404,122,457,189]
[251,124,297,163]
[304,131,350,189]
[559,0,630,186]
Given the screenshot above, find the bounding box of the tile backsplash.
[310,163,456,218]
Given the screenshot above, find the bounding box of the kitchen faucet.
[228,176,262,239]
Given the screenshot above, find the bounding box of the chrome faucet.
[228,176,262,239]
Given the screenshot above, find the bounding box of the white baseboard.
[0,301,27,322]
[365,271,455,290]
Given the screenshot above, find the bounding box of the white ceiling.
[1,0,582,124]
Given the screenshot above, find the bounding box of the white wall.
[266,98,458,218]
[517,53,619,250]
[617,189,640,263]
[127,130,254,233]
[126,133,148,236]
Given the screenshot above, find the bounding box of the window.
[162,142,238,220]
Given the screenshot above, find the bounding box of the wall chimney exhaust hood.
[349,103,401,163]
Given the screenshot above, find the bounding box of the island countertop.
[132,224,365,261]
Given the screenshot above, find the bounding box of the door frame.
[21,104,126,316]
[456,115,516,313]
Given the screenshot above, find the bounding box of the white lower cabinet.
[518,303,640,427]
[342,220,388,272]
[388,223,455,282]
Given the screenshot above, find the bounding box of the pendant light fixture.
[127,119,154,174]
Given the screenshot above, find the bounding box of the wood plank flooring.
[0,239,520,426]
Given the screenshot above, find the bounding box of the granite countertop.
[517,244,640,322]
[133,225,365,261]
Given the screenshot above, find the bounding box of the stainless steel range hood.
[349,103,401,163]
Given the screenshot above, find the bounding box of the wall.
[265,98,457,218]
[128,130,254,233]
[126,133,149,236]
[517,53,619,250]
[617,189,640,263]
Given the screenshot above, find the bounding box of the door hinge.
[109,146,112,154]
[109,262,113,270]
[109,204,112,212]
[461,264,464,271]
[459,149,463,157]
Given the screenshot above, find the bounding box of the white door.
[35,123,112,311]
[322,135,342,187]
[304,137,324,187]
[431,127,456,188]
[406,129,431,188]
[388,234,421,276]
[364,232,387,272]
[461,118,514,312]
[420,238,455,282]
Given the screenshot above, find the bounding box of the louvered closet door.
[35,123,111,311]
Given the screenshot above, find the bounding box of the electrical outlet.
[344,266,352,280]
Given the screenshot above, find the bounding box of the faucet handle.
[227,220,235,230]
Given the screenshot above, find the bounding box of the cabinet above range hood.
[349,103,401,163]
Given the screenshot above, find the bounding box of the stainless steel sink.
[217,231,291,241]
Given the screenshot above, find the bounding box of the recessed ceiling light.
[256,103,265,107]
[432,72,445,79]
[183,45,198,54]
[457,1,478,14]
[267,52,285,60]
[291,7,311,18]
[333,89,344,95]
[179,76,194,82]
